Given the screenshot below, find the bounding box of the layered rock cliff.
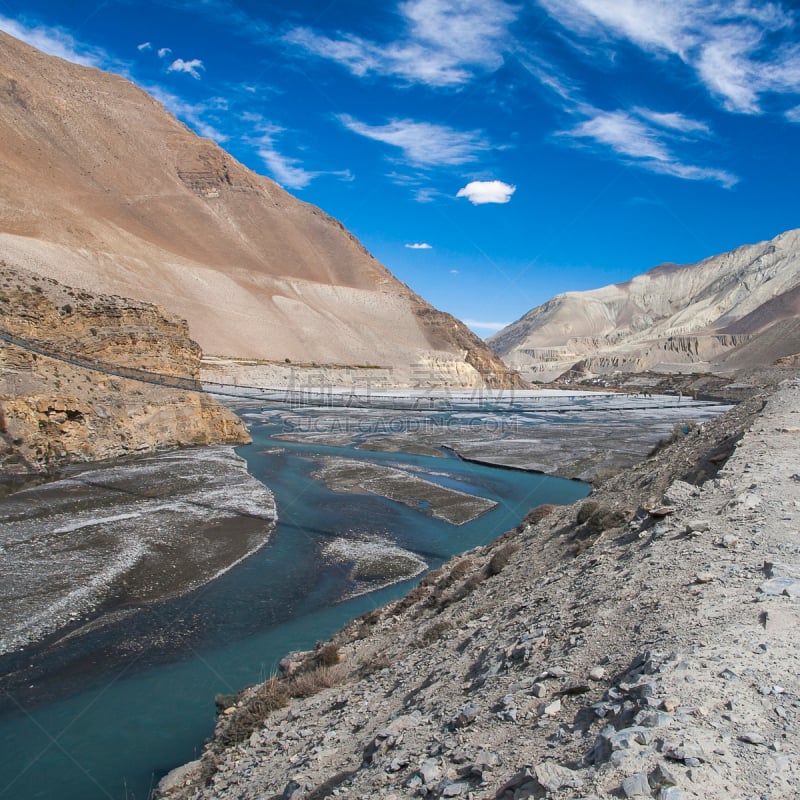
[0,262,249,478]
[0,31,516,388]
[490,229,800,382]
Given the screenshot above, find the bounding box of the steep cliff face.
[490,229,800,382]
[0,263,249,478]
[0,31,516,388]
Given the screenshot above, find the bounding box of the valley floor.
[159,379,800,800]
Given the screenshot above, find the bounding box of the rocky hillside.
[0,31,518,389]
[157,378,800,800]
[490,229,800,383]
[0,262,248,479]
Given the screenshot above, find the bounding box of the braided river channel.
[0,402,593,800]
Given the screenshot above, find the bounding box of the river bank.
[0,446,277,656]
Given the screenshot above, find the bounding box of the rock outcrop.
[490,229,800,382]
[0,262,248,478]
[0,31,517,388]
[156,379,800,800]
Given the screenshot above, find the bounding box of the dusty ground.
[158,379,799,800]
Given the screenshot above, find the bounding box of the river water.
[0,407,588,800]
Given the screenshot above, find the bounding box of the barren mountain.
[0,31,517,388]
[490,229,800,382]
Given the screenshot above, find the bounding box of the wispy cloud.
[285,0,518,88]
[562,108,737,188]
[457,180,516,205]
[537,0,800,114]
[249,123,352,190]
[145,84,229,143]
[405,242,432,249]
[168,57,205,79]
[158,47,172,59]
[338,115,490,167]
[634,108,711,135]
[137,41,152,52]
[0,13,109,67]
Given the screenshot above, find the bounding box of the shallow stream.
[0,407,588,800]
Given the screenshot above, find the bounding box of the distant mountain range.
[490,228,800,382]
[0,32,517,388]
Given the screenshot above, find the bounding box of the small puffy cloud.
[168,57,204,79]
[158,47,172,58]
[405,242,432,249]
[137,41,152,51]
[450,269,459,274]
[456,180,516,205]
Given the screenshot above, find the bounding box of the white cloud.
[786,105,800,123]
[285,0,518,88]
[450,269,459,274]
[258,145,318,190]
[158,47,172,59]
[137,41,152,52]
[537,0,800,115]
[168,57,205,80]
[252,127,352,190]
[634,108,711,135]
[405,242,432,249]
[145,84,229,143]
[0,14,108,67]
[338,115,490,167]
[464,319,510,332]
[563,108,737,188]
[456,180,516,205]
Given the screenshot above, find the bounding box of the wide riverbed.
[0,404,590,800]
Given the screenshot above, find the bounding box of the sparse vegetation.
[486,542,519,576]
[316,642,341,666]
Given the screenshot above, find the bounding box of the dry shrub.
[448,557,474,582]
[419,567,444,587]
[316,643,341,666]
[419,619,452,646]
[359,652,392,677]
[394,583,428,612]
[288,664,346,698]
[486,543,519,576]
[216,678,289,747]
[577,502,628,534]
[520,503,557,528]
[576,500,600,525]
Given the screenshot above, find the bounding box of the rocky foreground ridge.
[0,262,248,479]
[0,31,518,389]
[159,379,800,800]
[490,229,800,383]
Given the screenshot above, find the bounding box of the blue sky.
[2,1,800,336]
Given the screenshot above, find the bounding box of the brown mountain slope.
[489,228,800,381]
[0,32,518,388]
